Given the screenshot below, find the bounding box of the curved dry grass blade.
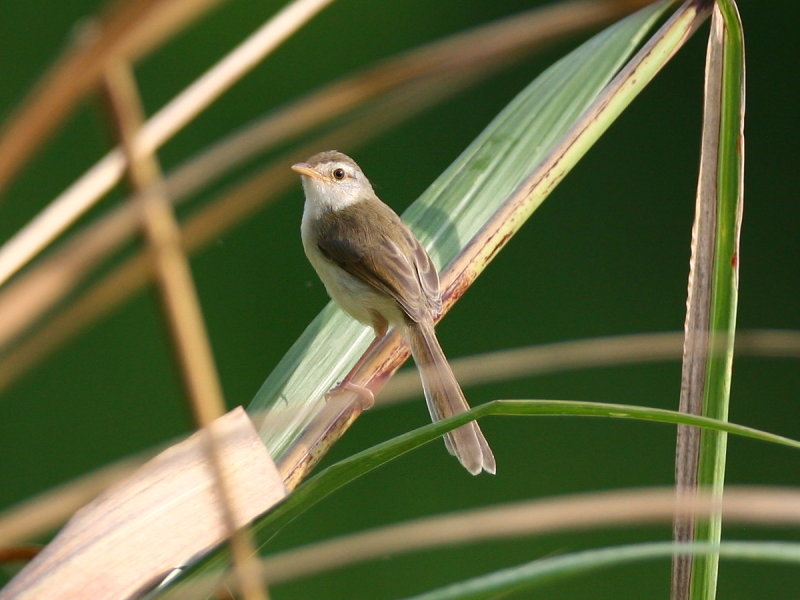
[102,63,228,423]
[0,453,151,546]
[160,487,800,596]
[254,0,710,489]
[1,408,283,600]
[0,0,226,194]
[672,2,719,592]
[3,328,795,546]
[0,0,643,360]
[264,488,800,585]
[0,82,465,394]
[379,329,800,406]
[672,2,745,599]
[165,0,654,196]
[171,542,800,600]
[160,393,798,597]
[0,0,654,392]
[399,542,799,600]
[0,202,138,357]
[0,0,335,289]
[672,1,723,593]
[102,60,267,600]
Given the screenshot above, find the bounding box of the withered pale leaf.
[1,407,285,600]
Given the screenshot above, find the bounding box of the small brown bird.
[292,150,495,475]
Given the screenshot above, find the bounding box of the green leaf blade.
[400,542,800,600]
[249,0,673,464]
[689,1,746,598]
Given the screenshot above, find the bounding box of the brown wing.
[399,225,441,318]
[315,200,440,323]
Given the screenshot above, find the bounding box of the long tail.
[404,320,496,475]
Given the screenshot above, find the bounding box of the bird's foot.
[325,381,375,411]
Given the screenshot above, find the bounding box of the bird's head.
[291,150,375,210]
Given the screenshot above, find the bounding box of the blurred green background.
[0,0,797,597]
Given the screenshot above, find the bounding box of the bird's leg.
[325,380,374,410]
[326,315,388,410]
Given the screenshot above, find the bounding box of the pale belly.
[303,239,405,329]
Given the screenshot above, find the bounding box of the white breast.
[301,200,404,328]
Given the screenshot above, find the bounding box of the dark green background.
[1,1,797,597]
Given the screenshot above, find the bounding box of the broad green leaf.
[249,0,674,462]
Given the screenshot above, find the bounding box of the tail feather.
[404,320,496,475]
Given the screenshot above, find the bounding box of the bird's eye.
[332,168,345,180]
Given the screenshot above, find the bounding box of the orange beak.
[291,162,324,180]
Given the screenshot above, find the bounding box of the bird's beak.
[291,162,323,180]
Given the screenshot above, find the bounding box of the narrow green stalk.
[690,2,745,598]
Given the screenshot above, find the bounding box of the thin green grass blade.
[398,542,800,600]
[688,2,746,598]
[247,0,673,460]
[247,399,798,546]
[162,485,800,597]
[159,399,798,597]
